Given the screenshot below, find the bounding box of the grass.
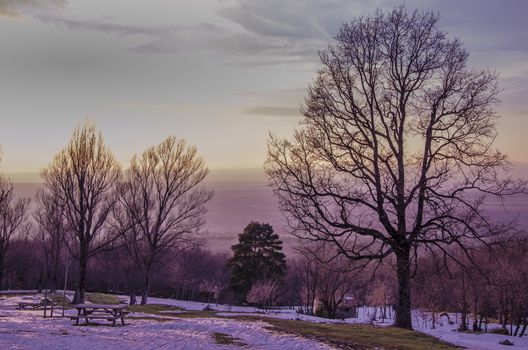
[124,304,458,349]
[212,332,247,347]
[128,304,219,319]
[230,316,458,350]
[170,310,219,318]
[85,293,121,304]
[128,304,184,315]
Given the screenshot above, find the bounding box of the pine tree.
[227,222,286,303]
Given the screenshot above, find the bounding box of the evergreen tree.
[227,222,286,303]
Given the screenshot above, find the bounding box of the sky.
[0,0,527,174]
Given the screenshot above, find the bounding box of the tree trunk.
[502,311,508,331]
[74,253,87,304]
[51,244,60,293]
[129,291,137,305]
[514,313,522,336]
[460,275,468,332]
[519,315,527,337]
[461,311,467,331]
[140,270,151,305]
[0,251,4,290]
[394,248,413,329]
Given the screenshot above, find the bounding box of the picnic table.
[17,298,53,310]
[71,304,129,326]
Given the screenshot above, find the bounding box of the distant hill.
[9,163,528,252]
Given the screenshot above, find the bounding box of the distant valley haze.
[9,163,528,253]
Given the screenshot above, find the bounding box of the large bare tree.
[115,136,212,304]
[42,122,121,303]
[0,174,30,289]
[265,7,525,329]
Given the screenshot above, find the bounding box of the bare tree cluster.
[412,238,528,337]
[32,190,68,292]
[33,121,212,303]
[288,243,367,319]
[0,172,30,289]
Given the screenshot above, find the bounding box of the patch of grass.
[85,293,121,304]
[128,304,184,315]
[169,310,219,318]
[128,304,218,319]
[0,293,31,298]
[212,332,247,347]
[230,316,458,350]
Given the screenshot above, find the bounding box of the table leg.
[119,310,126,326]
[75,308,81,326]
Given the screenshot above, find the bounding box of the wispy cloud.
[36,12,324,66]
[36,14,172,36]
[31,0,364,66]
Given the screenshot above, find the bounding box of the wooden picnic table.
[71,304,129,326]
[17,298,53,310]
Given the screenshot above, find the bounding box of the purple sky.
[0,0,527,174]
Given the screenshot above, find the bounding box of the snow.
[1,292,527,350]
[414,314,528,350]
[0,294,334,350]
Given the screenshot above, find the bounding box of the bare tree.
[265,6,525,329]
[0,174,30,289]
[42,122,121,303]
[293,253,321,315]
[298,243,360,319]
[115,136,212,304]
[247,280,280,309]
[33,189,68,292]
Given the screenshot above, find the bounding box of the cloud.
[36,14,174,37]
[216,0,330,39]
[0,0,65,19]
[25,0,528,68]
[243,106,300,117]
[33,0,362,66]
[36,11,324,66]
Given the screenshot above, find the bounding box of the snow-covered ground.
[148,297,528,349]
[1,292,527,349]
[0,294,333,350]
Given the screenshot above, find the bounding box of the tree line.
[0,122,212,305]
